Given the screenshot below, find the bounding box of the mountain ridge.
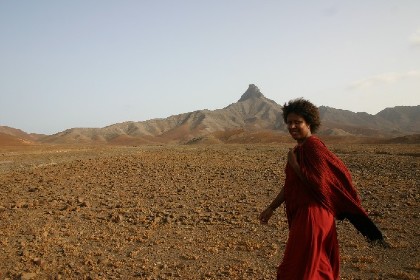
[1,85,419,145]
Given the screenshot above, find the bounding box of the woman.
[259,98,383,279]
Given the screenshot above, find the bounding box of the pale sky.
[1,0,419,135]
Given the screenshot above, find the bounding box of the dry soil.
[0,143,419,279]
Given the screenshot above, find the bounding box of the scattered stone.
[20,272,37,280]
[0,144,418,279]
[33,257,45,267]
[112,214,124,223]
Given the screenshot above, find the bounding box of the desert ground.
[0,142,419,280]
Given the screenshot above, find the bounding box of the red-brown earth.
[0,142,419,279]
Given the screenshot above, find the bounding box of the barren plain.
[0,142,419,280]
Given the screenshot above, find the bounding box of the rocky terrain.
[0,142,419,279]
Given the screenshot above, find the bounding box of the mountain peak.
[238,84,264,102]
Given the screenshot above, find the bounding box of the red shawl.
[295,136,383,242]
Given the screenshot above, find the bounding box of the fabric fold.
[295,136,383,242]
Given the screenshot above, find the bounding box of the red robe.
[277,136,382,280]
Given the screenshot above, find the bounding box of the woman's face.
[286,112,312,143]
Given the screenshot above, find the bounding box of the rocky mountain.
[377,106,420,132]
[319,105,420,137]
[40,84,285,144]
[2,85,419,145]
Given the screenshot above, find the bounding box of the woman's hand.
[259,207,274,224]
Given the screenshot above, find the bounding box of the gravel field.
[0,143,419,279]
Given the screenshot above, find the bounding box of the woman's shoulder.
[300,136,330,157]
[304,135,326,148]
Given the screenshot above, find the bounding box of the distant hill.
[318,106,418,137]
[377,106,420,132]
[380,134,420,144]
[2,85,419,145]
[0,126,43,146]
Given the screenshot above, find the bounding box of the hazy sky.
[1,1,419,134]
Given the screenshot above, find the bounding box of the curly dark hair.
[282,98,321,133]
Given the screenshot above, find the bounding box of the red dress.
[278,161,339,279]
[277,136,382,279]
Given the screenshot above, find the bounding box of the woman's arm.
[259,186,285,224]
[288,148,308,184]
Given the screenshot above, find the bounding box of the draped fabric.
[277,136,383,280]
[277,202,339,279]
[295,136,383,241]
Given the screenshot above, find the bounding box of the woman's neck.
[297,134,312,145]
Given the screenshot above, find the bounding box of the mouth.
[289,131,301,138]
